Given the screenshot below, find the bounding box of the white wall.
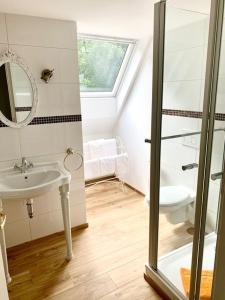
[115,44,153,194]
[81,97,116,141]
[0,13,86,247]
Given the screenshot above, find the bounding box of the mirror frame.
[0,48,38,128]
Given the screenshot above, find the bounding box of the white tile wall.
[19,124,66,157]
[10,45,79,84]
[164,47,205,82]
[161,13,225,232]
[163,81,202,111]
[5,219,31,248]
[0,13,86,247]
[0,128,21,161]
[0,14,7,44]
[6,14,77,49]
[36,84,63,116]
[30,210,64,240]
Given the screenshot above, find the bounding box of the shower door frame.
[144,0,225,299]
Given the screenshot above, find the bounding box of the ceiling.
[0,0,212,41]
[0,0,157,40]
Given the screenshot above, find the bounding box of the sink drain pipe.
[26,199,34,218]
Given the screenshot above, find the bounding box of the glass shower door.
[157,1,211,297]
[146,0,225,299]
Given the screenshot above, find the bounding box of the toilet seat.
[160,186,195,207]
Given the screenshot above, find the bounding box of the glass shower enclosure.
[145,0,225,299]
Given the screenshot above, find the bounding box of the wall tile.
[19,124,66,157]
[62,84,81,115]
[161,115,201,137]
[164,47,204,82]
[69,187,85,207]
[33,190,61,215]
[29,211,64,240]
[70,203,87,227]
[163,80,202,111]
[160,161,198,191]
[165,11,207,52]
[10,45,79,84]
[59,49,79,83]
[65,122,83,150]
[37,83,81,117]
[6,14,76,49]
[36,83,62,116]
[5,219,31,248]
[2,199,28,223]
[0,14,7,44]
[0,128,21,161]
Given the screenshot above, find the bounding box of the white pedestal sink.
[0,161,73,284]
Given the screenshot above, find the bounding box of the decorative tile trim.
[15,107,32,112]
[0,114,82,128]
[162,109,225,121]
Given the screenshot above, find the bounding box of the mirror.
[0,50,37,128]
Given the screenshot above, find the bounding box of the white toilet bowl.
[146,185,195,224]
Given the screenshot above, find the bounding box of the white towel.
[101,139,117,157]
[88,139,105,160]
[100,156,116,176]
[83,143,91,161]
[84,159,101,180]
[115,153,128,178]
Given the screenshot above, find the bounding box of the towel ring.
[64,147,83,172]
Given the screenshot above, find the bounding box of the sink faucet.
[14,157,34,173]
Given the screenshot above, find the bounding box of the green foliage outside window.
[78,38,129,92]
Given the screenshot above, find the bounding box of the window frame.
[78,34,136,98]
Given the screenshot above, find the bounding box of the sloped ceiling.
[0,0,157,39]
[0,0,211,40]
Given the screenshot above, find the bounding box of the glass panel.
[200,11,225,299]
[156,1,210,297]
[78,38,129,92]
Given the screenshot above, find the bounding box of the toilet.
[145,185,195,224]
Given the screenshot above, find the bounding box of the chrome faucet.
[14,157,33,173]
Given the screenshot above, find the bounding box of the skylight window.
[78,35,135,97]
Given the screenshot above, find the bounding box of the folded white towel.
[88,139,105,160]
[101,139,117,157]
[115,153,128,179]
[83,143,91,161]
[84,159,101,180]
[100,156,116,176]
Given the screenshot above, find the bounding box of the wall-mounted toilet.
[145,185,195,224]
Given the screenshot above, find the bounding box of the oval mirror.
[0,50,37,128]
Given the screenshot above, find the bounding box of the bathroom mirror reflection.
[0,62,33,124]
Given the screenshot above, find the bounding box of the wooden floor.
[7,182,193,300]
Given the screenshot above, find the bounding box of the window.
[78,35,135,97]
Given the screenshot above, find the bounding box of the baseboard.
[124,182,145,196]
[85,175,116,185]
[71,223,89,232]
[7,223,89,252]
[85,176,146,197]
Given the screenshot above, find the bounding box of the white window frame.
[78,34,136,98]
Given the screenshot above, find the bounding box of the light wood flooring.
[7,182,193,300]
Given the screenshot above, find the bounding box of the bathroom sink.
[0,162,71,199]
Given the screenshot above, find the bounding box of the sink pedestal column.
[0,199,11,284]
[59,184,73,261]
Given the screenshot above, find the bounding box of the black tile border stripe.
[162,109,225,121]
[0,114,82,128]
[15,107,32,112]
